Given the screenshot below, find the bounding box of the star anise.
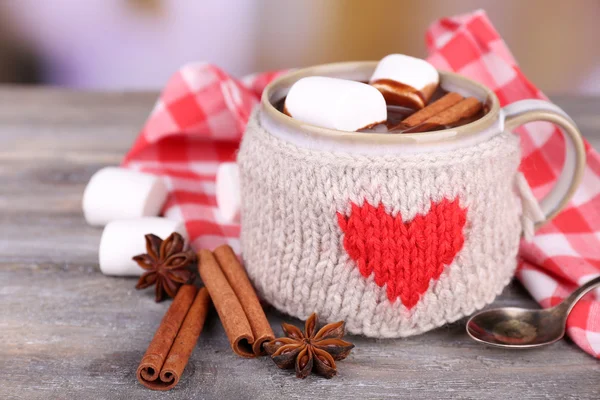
[133,232,196,302]
[264,313,354,379]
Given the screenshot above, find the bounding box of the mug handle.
[502,99,586,229]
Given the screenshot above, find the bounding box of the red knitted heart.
[337,198,467,309]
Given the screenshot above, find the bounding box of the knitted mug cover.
[238,111,523,338]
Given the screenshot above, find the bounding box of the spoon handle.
[558,275,600,316]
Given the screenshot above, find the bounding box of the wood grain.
[0,87,599,400]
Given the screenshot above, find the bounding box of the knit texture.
[238,111,523,338]
[338,198,467,309]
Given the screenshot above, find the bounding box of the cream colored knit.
[237,112,523,338]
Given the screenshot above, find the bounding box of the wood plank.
[0,87,598,399]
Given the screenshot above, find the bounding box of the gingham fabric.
[123,10,600,357]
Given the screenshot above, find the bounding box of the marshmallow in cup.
[284,76,387,132]
[98,217,188,276]
[82,167,168,226]
[370,54,440,109]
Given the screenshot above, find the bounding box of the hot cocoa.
[277,54,488,133]
[274,85,488,134]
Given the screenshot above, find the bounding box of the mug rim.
[260,61,501,145]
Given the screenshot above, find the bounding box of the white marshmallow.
[370,54,439,109]
[284,76,387,132]
[99,217,187,276]
[82,167,168,226]
[216,162,241,223]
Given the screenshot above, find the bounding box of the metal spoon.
[466,276,600,348]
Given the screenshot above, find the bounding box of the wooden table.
[1,87,598,400]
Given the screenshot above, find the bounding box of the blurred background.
[0,0,598,93]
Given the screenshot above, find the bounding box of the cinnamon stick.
[213,245,274,356]
[405,97,483,133]
[198,247,274,358]
[402,92,464,127]
[136,285,211,391]
[159,287,211,389]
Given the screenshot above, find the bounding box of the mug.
[236,62,586,338]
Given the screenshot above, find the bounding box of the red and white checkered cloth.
[123,10,600,357]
